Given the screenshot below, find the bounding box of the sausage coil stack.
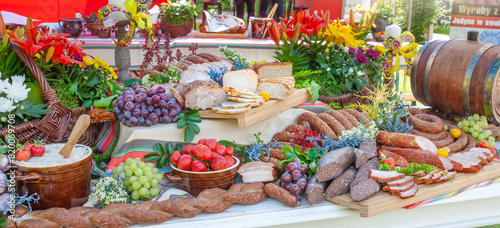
[264,109,371,164]
[7,183,267,228]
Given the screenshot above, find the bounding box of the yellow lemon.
[450,128,461,139]
[437,148,449,157]
[260,92,270,102]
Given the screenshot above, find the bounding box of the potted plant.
[159,0,197,38]
[371,1,393,37]
[79,11,111,38]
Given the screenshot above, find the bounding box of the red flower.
[267,20,282,46]
[300,15,327,36]
[51,45,85,67]
[8,29,48,57]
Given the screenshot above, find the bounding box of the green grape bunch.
[456,114,495,147]
[111,157,163,200]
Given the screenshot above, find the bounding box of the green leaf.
[68,82,79,96]
[174,144,183,152]
[176,119,188,129]
[165,142,174,156]
[184,127,195,143]
[277,158,293,169]
[153,143,166,156]
[187,114,202,123]
[94,95,117,108]
[144,153,159,162]
[186,109,199,116]
[177,113,187,120]
[161,155,170,167]
[306,148,320,158]
[189,123,200,134]
[83,99,93,108]
[0,217,7,227]
[156,157,164,168]
[218,140,235,147]
[85,75,99,87]
[282,146,296,159]
[124,78,142,87]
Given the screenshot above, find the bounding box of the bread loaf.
[223,69,259,93]
[253,62,293,78]
[257,77,295,100]
[11,183,267,228]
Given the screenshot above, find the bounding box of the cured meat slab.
[199,89,311,127]
[325,159,500,217]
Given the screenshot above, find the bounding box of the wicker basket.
[160,22,193,38]
[0,42,103,146]
[318,76,374,108]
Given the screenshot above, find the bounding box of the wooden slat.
[325,159,500,217]
[199,88,311,127]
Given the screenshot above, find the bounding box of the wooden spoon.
[59,115,91,158]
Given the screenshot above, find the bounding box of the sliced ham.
[448,157,481,173]
[414,173,432,184]
[435,171,457,183]
[388,182,415,195]
[378,150,409,167]
[461,151,489,165]
[449,160,463,172]
[386,176,414,187]
[450,153,486,166]
[369,170,405,183]
[430,171,444,183]
[412,170,427,177]
[400,183,419,199]
[470,148,495,162]
[438,156,454,170]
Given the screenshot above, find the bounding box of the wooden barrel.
[411,40,500,124]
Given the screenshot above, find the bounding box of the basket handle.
[10,43,52,93]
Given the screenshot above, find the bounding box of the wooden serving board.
[199,88,311,127]
[194,32,248,39]
[325,159,500,217]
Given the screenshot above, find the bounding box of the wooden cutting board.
[199,88,311,127]
[325,159,500,217]
[194,32,248,39]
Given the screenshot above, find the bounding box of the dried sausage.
[285,124,308,133]
[409,113,445,133]
[359,139,377,159]
[317,113,346,135]
[411,129,447,141]
[316,147,354,183]
[264,183,300,207]
[272,131,294,142]
[305,174,327,205]
[350,179,380,201]
[324,110,354,130]
[432,131,454,148]
[338,110,361,127]
[297,112,338,140]
[344,109,371,126]
[325,167,356,198]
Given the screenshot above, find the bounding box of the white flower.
[4,75,30,102]
[343,46,350,53]
[0,98,16,113]
[0,78,8,94]
[357,71,365,77]
[348,68,354,75]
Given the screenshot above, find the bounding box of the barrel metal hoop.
[484,53,500,121]
[463,43,496,116]
[411,40,436,102]
[424,40,449,107]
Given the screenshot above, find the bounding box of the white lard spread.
[14,144,90,168]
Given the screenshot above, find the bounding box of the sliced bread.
[227,92,263,99]
[253,62,293,78]
[224,87,258,96]
[221,101,252,109]
[228,96,265,103]
[211,106,251,114]
[222,69,259,92]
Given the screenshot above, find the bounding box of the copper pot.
[14,144,92,210]
[165,156,240,196]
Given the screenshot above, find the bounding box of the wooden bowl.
[165,156,240,196]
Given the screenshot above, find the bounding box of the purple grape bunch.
[112,82,182,127]
[280,158,309,199]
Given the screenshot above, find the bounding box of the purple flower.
[366,49,380,60]
[354,52,369,66]
[72,54,83,61]
[348,47,356,54]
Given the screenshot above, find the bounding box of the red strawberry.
[210,155,227,171]
[198,139,207,145]
[170,151,181,165]
[224,156,235,169]
[192,144,205,156]
[196,145,213,161]
[30,140,45,157]
[181,145,195,155]
[15,148,31,161]
[215,144,226,156]
[205,139,217,151]
[225,146,234,156]
[191,160,207,172]
[23,143,34,150]
[177,155,193,170]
